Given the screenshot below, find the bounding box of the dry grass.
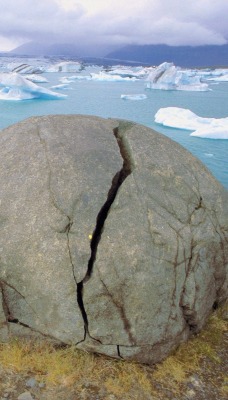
[0,302,227,399]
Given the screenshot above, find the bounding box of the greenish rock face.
[0,115,227,364]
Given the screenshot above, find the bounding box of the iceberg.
[46,61,82,73]
[24,74,49,83]
[190,126,228,139]
[108,67,146,78]
[90,72,138,81]
[59,75,91,83]
[207,74,228,82]
[196,68,228,82]
[121,94,147,100]
[0,73,67,101]
[146,62,209,91]
[8,63,45,74]
[155,107,228,139]
[51,83,70,90]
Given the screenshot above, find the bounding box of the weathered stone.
[0,115,227,364]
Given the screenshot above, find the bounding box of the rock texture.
[0,115,227,364]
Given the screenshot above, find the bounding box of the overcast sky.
[0,0,227,52]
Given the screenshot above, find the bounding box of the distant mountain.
[105,44,228,67]
[9,42,82,57]
[9,41,119,58]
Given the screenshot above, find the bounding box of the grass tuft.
[0,301,227,399]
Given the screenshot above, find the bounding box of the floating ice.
[146,62,209,91]
[109,67,146,78]
[204,153,214,157]
[8,63,45,74]
[190,126,228,139]
[121,94,147,100]
[25,74,49,83]
[207,74,228,82]
[0,73,67,101]
[46,61,82,73]
[59,75,91,83]
[51,83,70,90]
[155,107,228,139]
[90,72,137,81]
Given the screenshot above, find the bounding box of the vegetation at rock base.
[0,301,227,400]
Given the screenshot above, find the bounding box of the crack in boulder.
[76,123,135,344]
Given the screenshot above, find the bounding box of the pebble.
[17,392,34,400]
[186,389,196,398]
[25,378,37,388]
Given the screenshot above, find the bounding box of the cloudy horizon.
[0,0,227,53]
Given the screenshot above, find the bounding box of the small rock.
[17,391,34,400]
[189,375,202,388]
[25,378,37,388]
[186,389,196,398]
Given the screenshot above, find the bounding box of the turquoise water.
[0,71,228,189]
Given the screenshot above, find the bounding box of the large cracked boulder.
[0,115,227,364]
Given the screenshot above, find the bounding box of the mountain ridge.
[105,44,228,67]
[7,42,228,68]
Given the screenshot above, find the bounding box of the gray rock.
[0,115,227,364]
[25,378,37,388]
[17,392,34,400]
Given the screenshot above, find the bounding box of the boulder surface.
[0,115,227,364]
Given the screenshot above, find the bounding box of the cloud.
[0,0,227,52]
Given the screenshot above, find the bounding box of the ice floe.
[90,72,138,81]
[207,74,228,82]
[146,62,209,91]
[7,63,45,74]
[59,75,91,83]
[24,74,49,83]
[50,83,70,90]
[108,66,147,78]
[0,72,66,101]
[155,107,228,139]
[46,61,82,73]
[121,94,147,100]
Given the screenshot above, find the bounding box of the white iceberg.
[0,73,67,101]
[59,75,91,83]
[46,61,82,73]
[108,67,146,78]
[8,63,45,74]
[207,74,228,82]
[190,126,228,139]
[121,94,147,100]
[146,62,209,91]
[51,83,70,90]
[24,74,49,83]
[90,72,138,81]
[155,107,228,139]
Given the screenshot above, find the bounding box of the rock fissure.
[117,345,124,359]
[75,124,134,344]
[63,217,88,344]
